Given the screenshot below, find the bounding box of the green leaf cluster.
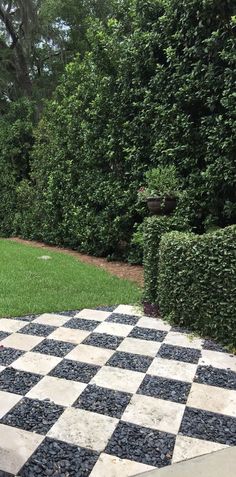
[140,165,180,200]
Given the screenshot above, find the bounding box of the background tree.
[0,0,38,101]
[0,0,115,107]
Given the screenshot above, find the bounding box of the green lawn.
[0,240,141,317]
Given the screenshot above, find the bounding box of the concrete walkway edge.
[134,447,236,477]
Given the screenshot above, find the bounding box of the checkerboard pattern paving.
[0,305,236,476]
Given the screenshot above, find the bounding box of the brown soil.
[8,237,144,287]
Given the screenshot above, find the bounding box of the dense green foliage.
[143,215,189,304]
[0,0,235,261]
[158,226,236,347]
[0,239,140,317]
[0,99,34,235]
[128,223,144,265]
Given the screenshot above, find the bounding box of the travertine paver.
[0,305,235,476]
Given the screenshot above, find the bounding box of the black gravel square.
[18,437,99,477]
[49,359,100,383]
[0,397,64,434]
[194,365,236,390]
[57,310,81,317]
[0,367,42,395]
[107,351,153,373]
[203,340,227,353]
[19,323,56,337]
[0,347,24,366]
[11,314,38,322]
[180,407,236,445]
[0,471,14,477]
[158,344,201,364]
[74,384,132,418]
[129,327,167,342]
[107,313,140,326]
[105,421,175,467]
[32,339,75,357]
[138,375,191,404]
[0,331,10,341]
[82,332,123,350]
[63,318,100,331]
[96,306,117,312]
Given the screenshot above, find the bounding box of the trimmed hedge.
[143,215,189,305]
[158,225,236,347]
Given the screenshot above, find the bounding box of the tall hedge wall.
[158,225,236,347]
[2,0,235,260]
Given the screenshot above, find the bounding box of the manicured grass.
[0,240,141,317]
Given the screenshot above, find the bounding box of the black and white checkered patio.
[0,305,235,476]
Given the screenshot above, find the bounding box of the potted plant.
[138,165,180,215]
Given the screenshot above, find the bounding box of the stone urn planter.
[147,197,177,215]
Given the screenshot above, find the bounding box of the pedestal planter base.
[147,197,177,215]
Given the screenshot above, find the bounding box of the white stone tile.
[48,327,90,344]
[172,435,228,463]
[148,357,197,383]
[0,424,43,474]
[164,331,203,349]
[34,313,70,326]
[75,309,111,322]
[122,394,185,434]
[137,316,171,332]
[66,344,114,366]
[0,365,5,373]
[0,333,43,351]
[26,375,86,406]
[12,351,61,375]
[187,382,236,417]
[95,321,132,337]
[48,407,118,452]
[0,319,25,333]
[90,453,155,477]
[113,305,143,316]
[91,366,144,393]
[200,350,236,371]
[118,337,161,357]
[0,391,22,418]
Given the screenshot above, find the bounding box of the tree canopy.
[0,0,114,106]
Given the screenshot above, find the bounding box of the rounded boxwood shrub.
[158,225,236,347]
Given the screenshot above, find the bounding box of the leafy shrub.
[139,166,180,200]
[0,99,34,235]
[0,161,17,236]
[158,226,236,347]
[143,214,189,305]
[128,223,144,265]
[13,180,37,239]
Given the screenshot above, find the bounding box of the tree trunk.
[0,2,32,97]
[14,42,32,96]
